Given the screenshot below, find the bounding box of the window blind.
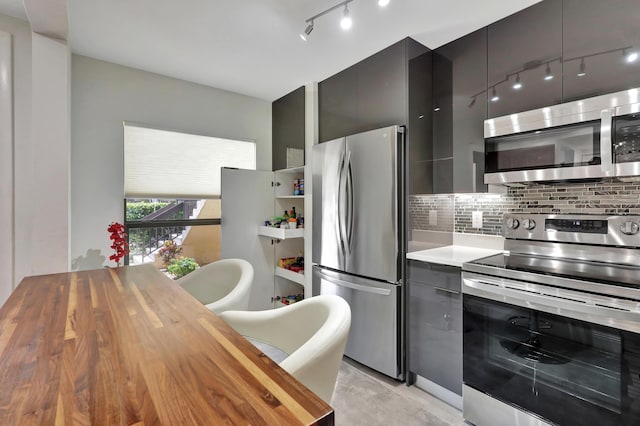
[124,124,256,199]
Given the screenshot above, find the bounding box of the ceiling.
[0,0,541,101]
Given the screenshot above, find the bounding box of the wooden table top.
[0,264,334,425]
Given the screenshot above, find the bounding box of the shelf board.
[257,226,304,239]
[276,195,304,199]
[276,166,304,174]
[275,267,305,285]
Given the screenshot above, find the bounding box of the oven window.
[464,294,640,426]
[485,120,601,173]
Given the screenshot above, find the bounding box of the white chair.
[219,295,351,403]
[177,258,253,315]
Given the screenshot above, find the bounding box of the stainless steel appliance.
[484,87,640,184]
[462,213,640,426]
[312,125,405,380]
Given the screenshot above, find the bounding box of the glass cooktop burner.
[470,253,640,289]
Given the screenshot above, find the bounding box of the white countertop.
[407,245,504,268]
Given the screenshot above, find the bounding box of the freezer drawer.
[312,266,402,379]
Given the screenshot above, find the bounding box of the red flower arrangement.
[107,222,130,267]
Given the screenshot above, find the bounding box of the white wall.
[0,14,31,301]
[0,30,13,304]
[29,33,70,277]
[70,55,272,269]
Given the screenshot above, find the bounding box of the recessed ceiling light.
[378,0,390,6]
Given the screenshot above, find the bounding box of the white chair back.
[220,295,351,403]
[178,258,253,314]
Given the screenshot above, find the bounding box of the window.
[123,123,256,267]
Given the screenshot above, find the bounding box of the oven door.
[462,272,640,426]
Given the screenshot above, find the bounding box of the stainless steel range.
[462,214,640,426]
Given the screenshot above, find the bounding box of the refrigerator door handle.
[316,269,392,296]
[345,150,354,253]
[337,152,348,263]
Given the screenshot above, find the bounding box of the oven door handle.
[462,275,640,334]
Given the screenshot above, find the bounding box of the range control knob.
[506,218,520,229]
[522,219,536,231]
[620,221,639,235]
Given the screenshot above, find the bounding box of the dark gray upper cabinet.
[318,65,357,143]
[487,0,562,118]
[408,48,434,195]
[562,0,640,101]
[434,28,488,193]
[354,40,407,135]
[272,86,305,171]
[318,38,433,194]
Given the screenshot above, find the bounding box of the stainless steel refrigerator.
[312,125,405,380]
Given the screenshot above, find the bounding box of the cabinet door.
[272,86,305,171]
[355,39,407,135]
[221,168,275,310]
[563,0,640,102]
[408,49,433,195]
[435,29,488,193]
[318,65,358,142]
[487,0,562,118]
[408,261,462,395]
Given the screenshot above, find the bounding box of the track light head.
[512,73,523,90]
[544,63,554,81]
[490,87,500,102]
[341,4,352,30]
[300,22,314,41]
[577,58,587,77]
[626,51,639,63]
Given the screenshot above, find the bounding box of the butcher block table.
[0,264,334,425]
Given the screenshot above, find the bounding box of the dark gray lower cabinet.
[408,260,462,396]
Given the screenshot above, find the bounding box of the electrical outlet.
[429,210,438,226]
[472,211,483,229]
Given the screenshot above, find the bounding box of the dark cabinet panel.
[487,0,562,118]
[408,48,433,195]
[433,28,488,193]
[408,261,462,396]
[272,86,305,171]
[318,65,357,143]
[318,38,433,193]
[355,40,407,135]
[562,0,640,101]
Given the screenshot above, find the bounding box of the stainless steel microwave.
[484,88,640,184]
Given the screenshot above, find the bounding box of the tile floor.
[331,358,465,426]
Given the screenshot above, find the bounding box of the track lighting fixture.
[300,21,314,41]
[577,58,586,77]
[468,96,476,108]
[340,4,352,30]
[544,63,554,81]
[512,73,522,90]
[300,0,366,41]
[627,51,639,63]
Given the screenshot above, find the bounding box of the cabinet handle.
[434,286,460,295]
